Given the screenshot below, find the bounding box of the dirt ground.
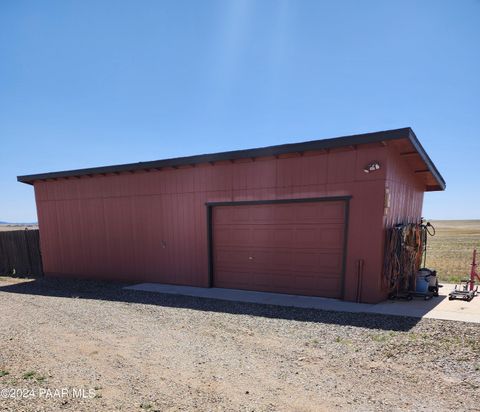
[0,277,479,411]
[0,224,38,232]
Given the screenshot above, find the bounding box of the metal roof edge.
[406,128,446,190]
[17,127,443,188]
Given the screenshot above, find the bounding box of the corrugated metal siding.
[369,145,426,300]
[384,145,424,227]
[34,144,403,302]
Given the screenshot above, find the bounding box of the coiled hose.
[383,221,435,294]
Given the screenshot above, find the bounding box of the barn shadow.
[0,277,430,331]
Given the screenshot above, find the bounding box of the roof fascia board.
[406,129,446,190]
[17,128,445,191]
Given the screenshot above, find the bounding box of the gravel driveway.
[0,276,479,411]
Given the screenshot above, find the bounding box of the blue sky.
[1,0,479,222]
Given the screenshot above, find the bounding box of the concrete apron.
[124,283,480,324]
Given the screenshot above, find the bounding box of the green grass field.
[427,220,480,283]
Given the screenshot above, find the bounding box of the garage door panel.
[215,206,250,224]
[251,205,280,222]
[249,203,345,225]
[294,276,341,297]
[318,227,344,248]
[215,248,251,265]
[250,273,323,291]
[250,249,293,270]
[273,205,295,222]
[242,249,343,276]
[215,249,344,277]
[293,225,344,248]
[321,202,346,219]
[249,249,342,273]
[294,203,328,222]
[291,274,340,290]
[292,252,343,273]
[249,225,344,249]
[215,270,251,288]
[251,228,293,247]
[212,200,347,298]
[228,224,344,249]
[252,273,292,289]
[214,227,251,245]
[250,273,341,297]
[215,248,251,271]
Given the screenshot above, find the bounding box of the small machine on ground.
[413,268,440,300]
[448,249,479,302]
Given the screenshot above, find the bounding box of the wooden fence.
[0,230,43,276]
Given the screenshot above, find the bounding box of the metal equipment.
[385,219,440,300]
[448,249,480,302]
[414,268,440,300]
[388,268,440,301]
[448,280,478,302]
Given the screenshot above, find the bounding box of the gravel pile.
[0,276,479,411]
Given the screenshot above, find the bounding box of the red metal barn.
[18,128,445,303]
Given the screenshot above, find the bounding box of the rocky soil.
[0,277,479,411]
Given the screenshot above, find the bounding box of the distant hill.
[0,222,39,232]
[0,221,38,225]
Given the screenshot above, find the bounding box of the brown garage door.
[212,200,347,298]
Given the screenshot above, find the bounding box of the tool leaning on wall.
[383,219,440,300]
